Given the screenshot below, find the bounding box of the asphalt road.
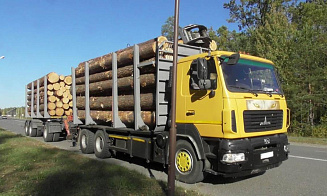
[1,118,327,196]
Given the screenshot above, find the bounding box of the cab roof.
[178,50,274,65]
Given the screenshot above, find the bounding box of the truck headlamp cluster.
[222,153,245,164]
[284,144,290,153]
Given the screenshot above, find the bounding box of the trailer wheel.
[29,121,37,137]
[175,140,204,184]
[94,130,111,159]
[53,133,60,142]
[80,129,94,154]
[43,123,54,142]
[24,121,30,136]
[36,127,43,137]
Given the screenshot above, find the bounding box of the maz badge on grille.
[260,116,271,126]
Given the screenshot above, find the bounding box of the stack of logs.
[75,36,171,128]
[27,72,73,117]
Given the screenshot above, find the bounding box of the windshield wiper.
[253,89,273,97]
[254,89,285,98]
[277,93,284,98]
[227,85,258,97]
[228,85,280,97]
[264,91,273,97]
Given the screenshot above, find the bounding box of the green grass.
[0,129,200,196]
[288,134,327,146]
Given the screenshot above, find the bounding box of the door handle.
[186,110,195,116]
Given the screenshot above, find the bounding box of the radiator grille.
[243,110,283,132]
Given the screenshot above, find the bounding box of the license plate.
[261,151,274,159]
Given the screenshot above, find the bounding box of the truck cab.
[175,51,289,181]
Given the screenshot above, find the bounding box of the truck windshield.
[221,58,283,95]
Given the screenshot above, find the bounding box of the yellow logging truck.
[24,25,290,184]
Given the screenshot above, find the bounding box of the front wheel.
[175,140,204,184]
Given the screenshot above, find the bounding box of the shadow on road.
[32,158,155,195]
[203,172,266,185]
[114,152,167,173]
[107,151,265,186]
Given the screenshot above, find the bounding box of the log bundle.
[75,36,173,128]
[27,72,73,117]
[25,36,209,127]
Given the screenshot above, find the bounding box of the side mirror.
[197,58,208,80]
[227,53,240,65]
[190,58,217,90]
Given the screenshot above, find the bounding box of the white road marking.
[289,155,327,162]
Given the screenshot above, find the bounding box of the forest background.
[162,0,327,138]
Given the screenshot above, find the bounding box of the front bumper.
[215,134,289,177]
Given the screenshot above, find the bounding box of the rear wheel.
[53,133,60,142]
[94,130,111,159]
[36,127,43,137]
[24,121,30,136]
[79,129,94,154]
[29,121,37,137]
[175,140,204,184]
[43,123,54,142]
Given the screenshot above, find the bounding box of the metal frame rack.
[71,40,208,132]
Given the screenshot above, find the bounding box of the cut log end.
[64,76,72,85]
[59,75,65,81]
[55,108,64,116]
[53,83,60,91]
[155,36,168,52]
[48,72,60,84]
[48,102,56,110]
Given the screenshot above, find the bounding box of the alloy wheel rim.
[81,135,87,149]
[44,127,47,138]
[96,136,104,152]
[25,124,28,134]
[29,125,33,135]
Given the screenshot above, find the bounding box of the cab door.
[176,57,223,138]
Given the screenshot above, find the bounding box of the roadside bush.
[289,121,313,137]
[312,126,327,138]
[290,118,327,138]
[311,116,327,138]
[289,120,303,136]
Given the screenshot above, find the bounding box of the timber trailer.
[24,73,73,142]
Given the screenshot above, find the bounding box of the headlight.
[284,144,290,153]
[222,153,245,163]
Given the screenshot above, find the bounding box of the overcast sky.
[0,0,238,108]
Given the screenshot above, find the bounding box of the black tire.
[24,121,30,136]
[29,121,37,137]
[43,123,54,142]
[175,140,204,184]
[53,133,60,142]
[94,130,111,159]
[79,129,95,154]
[36,127,43,137]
